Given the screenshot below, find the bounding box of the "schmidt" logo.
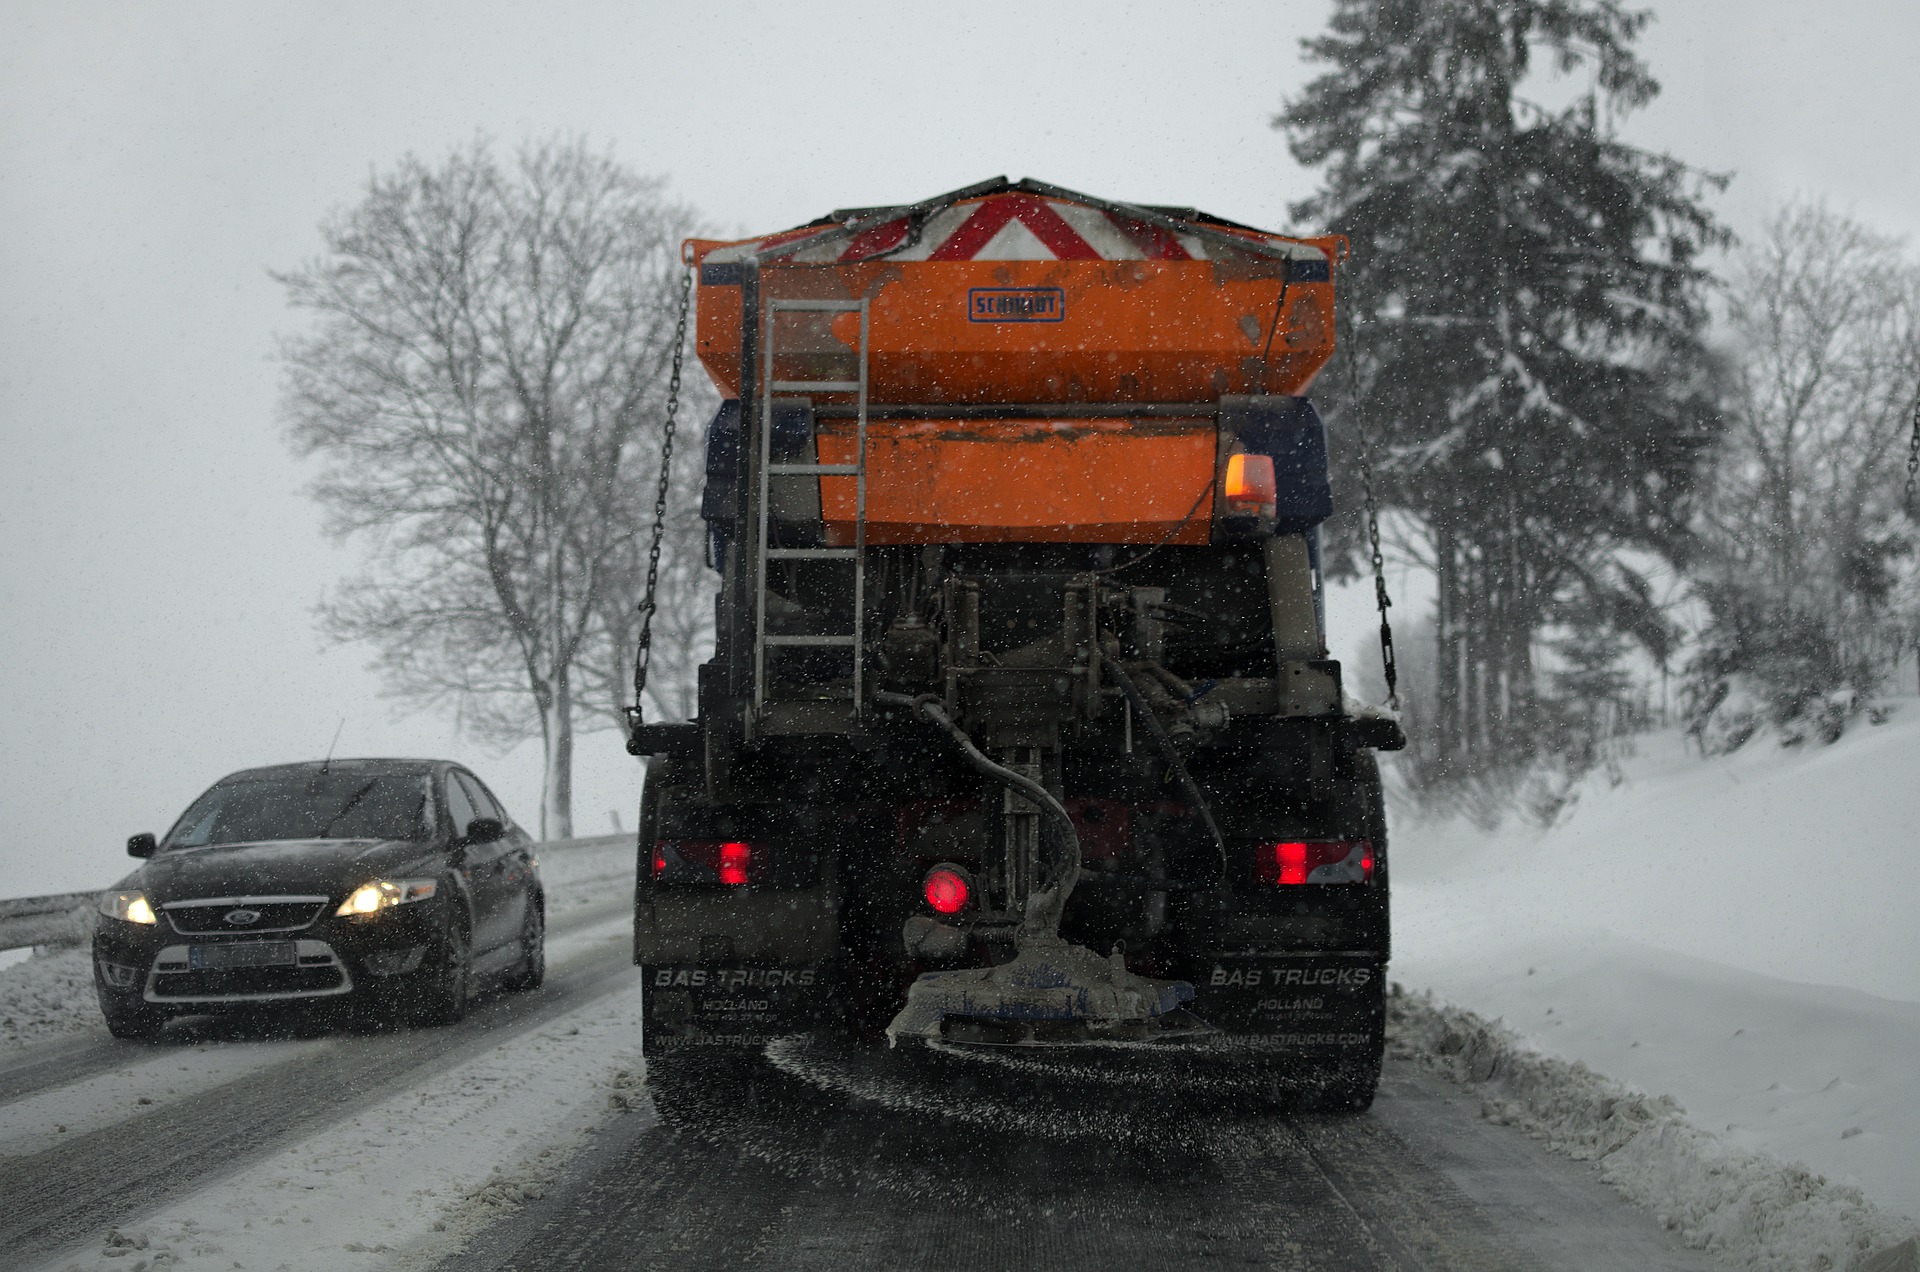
[968,287,1065,323]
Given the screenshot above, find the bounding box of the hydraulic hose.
[1101,655,1231,887]
[874,691,1081,942]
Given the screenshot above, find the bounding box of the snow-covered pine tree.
[1278,0,1728,785]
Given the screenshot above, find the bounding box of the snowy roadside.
[1388,984,1918,1271]
[1386,704,1920,1269]
[0,946,98,1052]
[1396,935,1920,1225]
[0,835,634,1054]
[530,834,633,919]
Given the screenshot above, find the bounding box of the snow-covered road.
[423,1040,1719,1272]
[3,830,1730,1272]
[5,767,1917,1271]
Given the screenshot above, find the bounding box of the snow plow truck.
[628,177,1403,1109]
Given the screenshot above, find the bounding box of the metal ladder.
[751,297,870,722]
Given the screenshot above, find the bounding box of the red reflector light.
[1275,840,1308,885]
[652,840,755,886]
[1255,839,1373,885]
[922,865,972,915]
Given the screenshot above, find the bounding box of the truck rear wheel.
[645,1049,788,1129]
[1303,1046,1383,1113]
[1196,747,1389,1112]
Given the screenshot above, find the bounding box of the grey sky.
[3,0,1916,894]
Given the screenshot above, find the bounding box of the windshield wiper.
[314,779,381,837]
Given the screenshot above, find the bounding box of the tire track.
[0,1033,150,1107]
[447,1049,1533,1272]
[449,1046,1715,1272]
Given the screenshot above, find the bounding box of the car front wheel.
[504,900,544,993]
[98,990,166,1042]
[406,910,471,1027]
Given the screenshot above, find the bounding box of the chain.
[630,261,694,724]
[1907,388,1920,689]
[1339,282,1399,712]
[1359,443,1399,711]
[1904,386,1919,519]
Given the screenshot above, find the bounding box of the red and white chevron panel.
[705,192,1324,265]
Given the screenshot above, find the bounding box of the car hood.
[134,838,439,904]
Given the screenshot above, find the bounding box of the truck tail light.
[922,864,972,915]
[1255,839,1373,885]
[652,840,755,886]
[1223,453,1277,516]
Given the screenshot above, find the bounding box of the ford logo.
[224,908,262,926]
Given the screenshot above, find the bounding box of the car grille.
[163,897,329,935]
[149,965,347,999]
[146,940,351,1002]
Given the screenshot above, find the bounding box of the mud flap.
[641,963,838,1055]
[1185,952,1385,1056]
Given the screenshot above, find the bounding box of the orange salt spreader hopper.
[685,177,1346,546]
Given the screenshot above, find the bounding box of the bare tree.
[1688,201,1920,744]
[278,138,699,837]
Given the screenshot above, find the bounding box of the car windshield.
[164,773,433,848]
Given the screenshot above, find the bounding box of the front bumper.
[93,896,448,1009]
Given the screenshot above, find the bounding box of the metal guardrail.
[0,892,97,952]
[0,832,633,954]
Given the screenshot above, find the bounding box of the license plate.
[189,942,297,970]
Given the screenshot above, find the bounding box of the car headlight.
[335,878,439,916]
[100,891,158,925]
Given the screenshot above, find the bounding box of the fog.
[3,0,1916,895]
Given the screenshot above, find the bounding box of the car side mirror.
[464,817,504,845]
[128,833,157,858]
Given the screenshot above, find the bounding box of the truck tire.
[1238,747,1388,1113]
[645,1050,786,1130]
[1312,748,1387,1114]
[1302,1042,1383,1113]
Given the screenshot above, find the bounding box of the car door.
[465,773,536,928]
[452,770,518,952]
[444,771,505,953]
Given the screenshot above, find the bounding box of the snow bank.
[1390,985,1916,1270]
[533,834,633,919]
[1389,702,1920,1265]
[1392,708,1920,1002]
[0,946,98,1051]
[1397,934,1920,1220]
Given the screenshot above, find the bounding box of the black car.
[92,758,544,1040]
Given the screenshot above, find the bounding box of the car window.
[446,773,478,838]
[456,772,504,825]
[164,774,433,848]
